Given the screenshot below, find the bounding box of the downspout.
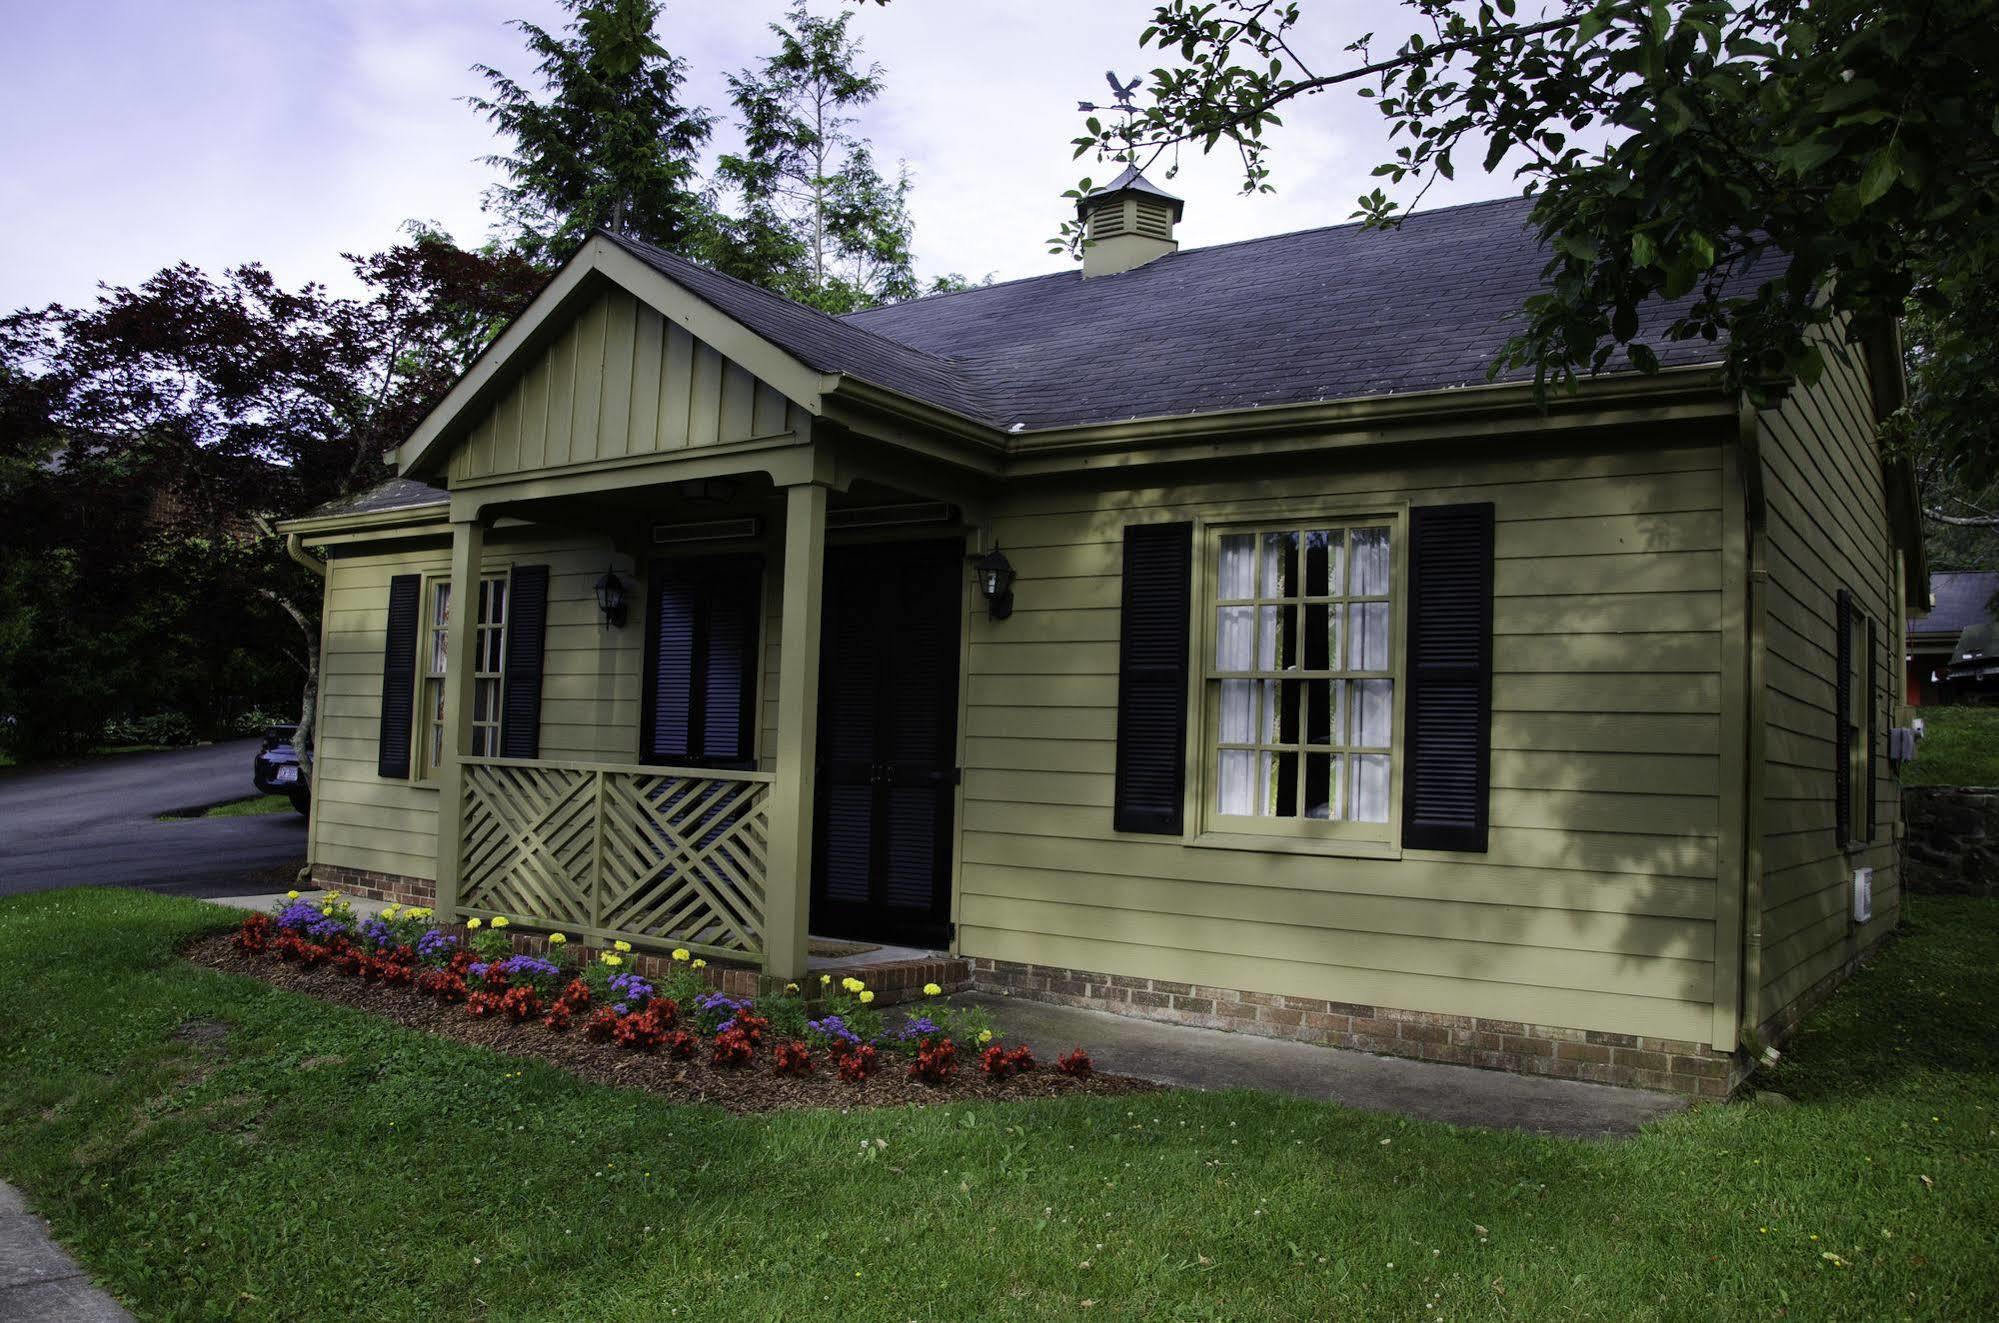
[283,531,325,580]
[1735,398,1770,1046]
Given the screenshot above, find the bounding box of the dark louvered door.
[812,539,962,947]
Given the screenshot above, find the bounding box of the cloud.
[1,0,1514,312]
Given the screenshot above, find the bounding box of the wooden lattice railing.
[458,757,772,958]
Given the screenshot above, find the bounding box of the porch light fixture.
[969,546,1016,621]
[593,567,628,629]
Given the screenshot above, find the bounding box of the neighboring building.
[281,176,1924,1098]
[1906,571,1999,704]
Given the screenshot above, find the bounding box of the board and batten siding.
[312,527,787,884]
[960,438,1732,1044]
[1754,338,1900,1026]
[447,286,800,485]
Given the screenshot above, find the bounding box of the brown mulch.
[183,934,1158,1113]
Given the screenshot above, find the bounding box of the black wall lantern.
[593,567,628,629]
[969,546,1016,620]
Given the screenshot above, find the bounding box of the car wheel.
[288,789,311,818]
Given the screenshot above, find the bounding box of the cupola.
[1076,165,1183,277]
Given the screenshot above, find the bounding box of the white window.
[1206,521,1399,841]
[417,574,508,778]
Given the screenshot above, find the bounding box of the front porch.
[427,459,984,982]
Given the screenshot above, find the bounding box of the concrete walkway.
[0,1183,132,1322]
[963,992,1688,1139]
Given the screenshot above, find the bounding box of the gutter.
[1735,396,1770,1046]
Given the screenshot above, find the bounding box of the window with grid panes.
[1207,522,1398,839]
[417,574,508,779]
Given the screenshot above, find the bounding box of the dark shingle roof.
[1911,571,1999,639]
[300,477,447,520]
[604,196,1764,433]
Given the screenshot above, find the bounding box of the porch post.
[762,481,827,980]
[434,515,486,924]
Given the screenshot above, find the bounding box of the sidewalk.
[0,1183,133,1322]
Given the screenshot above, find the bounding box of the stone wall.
[1901,787,1999,896]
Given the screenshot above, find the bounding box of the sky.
[1,0,1518,314]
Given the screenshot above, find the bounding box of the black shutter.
[377,574,421,778]
[1834,588,1853,845]
[642,554,763,767]
[1866,616,1879,842]
[698,557,763,767]
[1114,522,1192,834]
[499,564,549,759]
[1401,502,1495,852]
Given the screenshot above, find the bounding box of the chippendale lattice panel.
[459,760,771,958]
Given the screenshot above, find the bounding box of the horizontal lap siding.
[313,531,657,882]
[961,439,1728,1041]
[448,287,798,483]
[1755,338,1900,1020]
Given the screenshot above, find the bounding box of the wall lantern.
[969,546,1016,621]
[593,567,628,629]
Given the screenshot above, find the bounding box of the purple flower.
[469,962,489,979]
[807,1014,861,1046]
[897,1017,942,1041]
[608,973,653,1005]
[357,918,395,947]
[416,929,459,959]
[306,917,345,940]
[275,900,322,931]
[499,955,562,981]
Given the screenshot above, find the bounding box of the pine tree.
[708,2,919,312]
[469,0,715,265]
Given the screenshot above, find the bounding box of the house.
[1905,571,1999,704]
[280,174,1925,1098]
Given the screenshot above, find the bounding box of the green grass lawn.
[1905,705,1999,787]
[161,794,295,821]
[1,892,1994,1321]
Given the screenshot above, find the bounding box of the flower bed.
[186,895,1150,1112]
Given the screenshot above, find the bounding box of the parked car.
[253,724,311,815]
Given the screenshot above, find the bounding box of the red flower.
[981,1044,1036,1079]
[664,1029,698,1060]
[465,991,501,1018]
[232,913,272,954]
[838,1044,880,1083]
[1056,1047,1093,1077]
[710,1027,754,1068]
[613,1009,665,1051]
[583,1009,620,1042]
[773,1040,813,1077]
[498,985,543,1023]
[910,1037,958,1085]
[417,968,468,1003]
[559,979,593,1007]
[731,1012,770,1046]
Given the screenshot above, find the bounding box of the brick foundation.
[970,957,1749,1099]
[304,864,966,1005]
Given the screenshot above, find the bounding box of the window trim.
[1842,594,1876,852]
[413,569,510,783]
[1191,505,1410,850]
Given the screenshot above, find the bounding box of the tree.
[0,231,539,760]
[708,2,920,311]
[1060,0,1997,402]
[1886,273,1999,570]
[470,0,716,264]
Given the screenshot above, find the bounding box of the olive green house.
[282,174,1923,1097]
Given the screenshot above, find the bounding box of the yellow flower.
[466,918,482,931]
[382,907,400,921]
[492,916,509,929]
[548,932,567,945]
[321,907,333,917]
[285,890,300,901]
[819,973,832,985]
[977,1029,993,1044]
[923,982,942,997]
[602,953,623,967]
[858,990,875,1004]
[841,977,864,994]
[671,948,689,962]
[325,892,340,901]
[692,959,707,969]
[785,982,800,994]
[614,940,633,953]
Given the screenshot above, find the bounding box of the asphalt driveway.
[0,740,306,899]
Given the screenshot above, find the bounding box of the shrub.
[99,711,196,748]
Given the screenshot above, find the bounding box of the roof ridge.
[600,230,980,373]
